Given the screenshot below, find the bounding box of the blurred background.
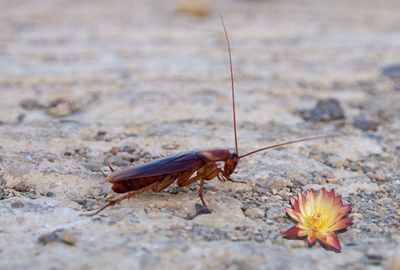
[1,0,400,129]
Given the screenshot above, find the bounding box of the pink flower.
[283,188,353,249]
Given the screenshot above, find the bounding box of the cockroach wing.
[196,149,230,162]
[108,151,207,182]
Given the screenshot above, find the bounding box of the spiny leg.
[108,164,115,172]
[79,181,161,217]
[177,172,202,187]
[198,176,207,207]
[153,173,178,192]
[224,175,247,184]
[176,167,212,206]
[218,169,246,184]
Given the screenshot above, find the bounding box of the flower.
[283,188,353,249]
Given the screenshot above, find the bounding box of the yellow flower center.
[308,210,330,231]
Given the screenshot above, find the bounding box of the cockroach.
[80,15,341,217]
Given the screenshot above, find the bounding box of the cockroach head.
[224,152,239,176]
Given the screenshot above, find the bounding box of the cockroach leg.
[198,176,207,207]
[108,164,115,172]
[225,177,246,184]
[153,173,178,192]
[79,181,161,217]
[177,171,203,188]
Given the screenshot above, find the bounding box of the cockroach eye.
[231,153,238,160]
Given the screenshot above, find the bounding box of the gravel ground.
[1,0,400,269]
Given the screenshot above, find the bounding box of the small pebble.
[179,0,210,17]
[254,235,264,242]
[104,155,129,167]
[48,98,80,117]
[16,217,25,224]
[109,146,121,155]
[195,203,211,216]
[117,152,139,162]
[382,63,400,78]
[265,219,274,225]
[38,233,59,245]
[85,194,95,199]
[11,201,24,209]
[285,240,306,248]
[314,174,327,184]
[244,208,265,219]
[46,192,55,197]
[161,144,180,150]
[301,98,345,122]
[366,172,385,181]
[348,163,361,171]
[376,198,392,206]
[354,118,378,131]
[14,181,28,192]
[266,206,285,219]
[326,178,341,183]
[71,197,86,205]
[38,229,77,246]
[28,194,40,200]
[20,98,45,110]
[365,254,383,266]
[95,131,107,141]
[82,162,102,172]
[265,177,291,190]
[34,188,43,196]
[60,230,77,245]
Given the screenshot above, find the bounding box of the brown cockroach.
[80,15,341,217]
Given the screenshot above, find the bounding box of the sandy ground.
[1,0,400,269]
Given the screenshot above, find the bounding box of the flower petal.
[298,191,307,215]
[330,194,343,212]
[320,189,334,210]
[290,196,300,212]
[307,233,317,244]
[315,231,341,249]
[305,189,317,215]
[324,232,341,250]
[297,222,311,231]
[327,218,353,231]
[330,204,352,224]
[327,188,335,200]
[283,225,301,236]
[316,187,325,208]
[316,231,327,243]
[283,224,311,237]
[286,208,301,223]
[333,194,342,207]
[340,204,352,216]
